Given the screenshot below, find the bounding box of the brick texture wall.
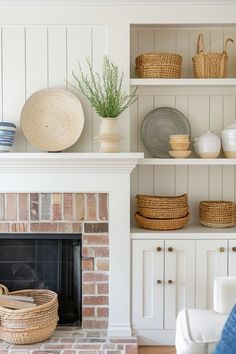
[0,192,109,330]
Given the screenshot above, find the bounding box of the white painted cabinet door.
[196,240,227,310]
[164,240,195,330]
[132,240,164,330]
[228,240,236,275]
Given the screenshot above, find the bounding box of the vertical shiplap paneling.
[223,29,236,78]
[2,27,25,151]
[138,95,154,157]
[188,95,210,222]
[130,28,138,78]
[176,30,189,78]
[138,28,155,55]
[154,95,176,196]
[130,98,138,152]
[67,26,92,152]
[210,29,224,52]
[223,96,236,200]
[48,26,67,88]
[92,26,107,151]
[209,95,223,199]
[154,29,176,52]
[25,26,48,152]
[175,95,189,195]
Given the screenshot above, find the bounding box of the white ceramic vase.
[95,118,123,153]
[194,131,221,158]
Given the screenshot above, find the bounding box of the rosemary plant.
[71,56,137,118]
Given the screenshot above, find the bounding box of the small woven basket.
[0,287,59,344]
[135,212,190,231]
[192,34,234,78]
[199,201,236,228]
[136,194,188,209]
[137,205,189,219]
[136,52,182,78]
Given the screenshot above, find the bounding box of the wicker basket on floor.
[0,287,59,344]
[192,33,234,78]
[135,212,190,231]
[199,201,236,228]
[136,193,188,209]
[136,52,182,78]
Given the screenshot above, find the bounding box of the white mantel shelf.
[0,152,144,173]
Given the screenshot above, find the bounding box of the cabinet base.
[132,329,175,345]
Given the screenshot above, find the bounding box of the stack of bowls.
[168,134,191,158]
[0,122,16,152]
[222,122,236,158]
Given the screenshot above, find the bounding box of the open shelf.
[130,78,236,87]
[131,224,236,240]
[138,158,236,165]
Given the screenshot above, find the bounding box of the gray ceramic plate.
[141,107,191,158]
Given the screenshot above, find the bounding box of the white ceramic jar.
[222,122,236,157]
[195,131,221,158]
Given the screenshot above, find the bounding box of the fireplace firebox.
[0,233,82,325]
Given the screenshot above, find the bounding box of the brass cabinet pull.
[157,280,162,284]
[168,280,173,284]
[168,247,173,252]
[156,247,162,252]
[232,247,236,252]
[219,247,225,253]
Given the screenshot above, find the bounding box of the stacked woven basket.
[199,201,236,228]
[135,194,190,230]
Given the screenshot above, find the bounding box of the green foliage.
[71,56,137,118]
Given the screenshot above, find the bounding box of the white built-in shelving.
[131,78,236,86]
[138,158,236,165]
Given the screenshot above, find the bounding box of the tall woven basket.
[192,33,234,78]
[0,287,59,344]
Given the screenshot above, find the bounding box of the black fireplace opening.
[0,233,82,326]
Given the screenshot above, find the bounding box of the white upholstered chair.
[175,276,236,354]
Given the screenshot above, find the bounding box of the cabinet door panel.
[196,240,227,310]
[132,240,164,330]
[165,240,195,329]
[229,240,236,276]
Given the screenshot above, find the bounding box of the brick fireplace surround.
[0,153,142,354]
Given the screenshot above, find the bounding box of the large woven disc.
[20,88,84,151]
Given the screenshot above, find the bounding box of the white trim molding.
[0,153,143,174]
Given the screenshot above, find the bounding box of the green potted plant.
[71,56,137,152]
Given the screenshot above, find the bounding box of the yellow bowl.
[169,142,190,151]
[169,150,191,158]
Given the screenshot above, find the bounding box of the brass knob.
[168,280,173,284]
[168,247,173,252]
[157,280,162,284]
[232,247,236,252]
[156,247,162,252]
[219,247,225,253]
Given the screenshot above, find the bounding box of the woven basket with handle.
[192,33,234,78]
[0,286,59,344]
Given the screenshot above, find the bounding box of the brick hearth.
[0,192,109,330]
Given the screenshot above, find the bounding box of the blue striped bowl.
[0,122,16,152]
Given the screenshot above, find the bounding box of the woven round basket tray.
[136,194,188,209]
[135,212,190,231]
[137,205,189,219]
[0,287,59,344]
[135,52,182,79]
[199,201,236,228]
[20,88,84,152]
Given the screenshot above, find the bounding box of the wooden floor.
[139,346,176,354]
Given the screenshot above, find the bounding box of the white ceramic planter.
[195,131,221,158]
[95,118,123,153]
